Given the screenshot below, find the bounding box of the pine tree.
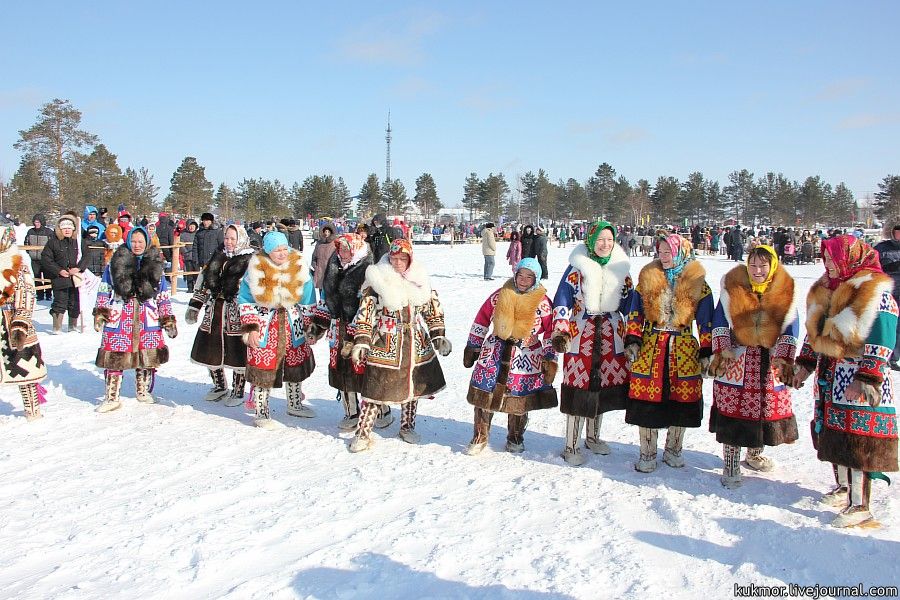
[413,173,441,219]
[650,176,679,224]
[830,183,856,224]
[213,183,238,221]
[723,169,756,223]
[357,173,383,219]
[125,167,159,217]
[611,175,632,223]
[479,173,510,222]
[874,175,900,225]
[7,156,52,219]
[626,179,650,226]
[586,163,616,220]
[169,157,213,217]
[72,144,128,208]
[678,172,706,225]
[382,179,409,215]
[462,172,482,221]
[332,177,351,217]
[518,171,537,222]
[797,176,831,226]
[14,98,98,209]
[535,169,555,225]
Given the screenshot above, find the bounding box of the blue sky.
[1,1,898,209]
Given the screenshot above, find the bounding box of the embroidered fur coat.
[552,243,632,417]
[0,247,46,385]
[465,280,558,415]
[709,265,800,448]
[796,270,898,472]
[188,248,254,370]
[624,259,714,429]
[310,248,373,392]
[237,249,316,388]
[352,257,446,404]
[94,246,174,371]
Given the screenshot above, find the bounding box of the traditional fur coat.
[94,246,174,370]
[0,247,46,385]
[352,257,446,404]
[552,243,632,417]
[709,265,800,448]
[624,260,713,428]
[310,249,373,392]
[189,248,254,370]
[796,271,898,472]
[465,280,558,414]
[237,249,316,388]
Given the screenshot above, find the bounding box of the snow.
[2,236,898,600]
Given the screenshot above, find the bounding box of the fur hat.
[58,215,77,230]
[200,212,215,223]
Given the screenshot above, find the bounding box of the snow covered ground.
[2,235,898,600]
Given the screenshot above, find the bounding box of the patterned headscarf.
[585,220,617,266]
[820,234,883,290]
[224,224,252,257]
[0,226,15,253]
[747,245,780,294]
[334,233,368,267]
[389,238,413,269]
[658,233,693,286]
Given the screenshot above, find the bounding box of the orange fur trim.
[722,264,794,348]
[0,254,21,305]
[637,260,706,328]
[492,279,546,341]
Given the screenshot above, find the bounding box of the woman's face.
[269,246,289,265]
[338,245,353,263]
[658,243,674,269]
[823,250,839,279]
[389,253,410,273]
[515,268,536,292]
[358,230,368,241]
[748,256,771,284]
[130,233,147,255]
[224,228,238,252]
[593,229,615,258]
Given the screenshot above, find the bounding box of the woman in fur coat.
[708,245,800,489]
[237,231,317,430]
[0,226,48,421]
[348,239,450,452]
[93,227,177,412]
[624,234,714,473]
[463,258,557,455]
[506,230,522,272]
[186,224,256,406]
[551,221,633,465]
[309,233,391,430]
[793,235,898,528]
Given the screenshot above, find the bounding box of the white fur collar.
[568,243,631,314]
[246,249,310,309]
[364,256,432,311]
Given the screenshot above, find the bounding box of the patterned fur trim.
[362,256,432,312]
[805,270,894,358]
[637,260,706,328]
[719,265,797,348]
[245,250,309,308]
[568,243,630,314]
[492,279,547,341]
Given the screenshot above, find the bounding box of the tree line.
[4,99,899,228]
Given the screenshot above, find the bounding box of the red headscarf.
[820,234,883,290]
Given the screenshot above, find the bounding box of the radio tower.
[385,111,392,183]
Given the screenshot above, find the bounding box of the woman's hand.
[792,366,811,388]
[247,330,262,348]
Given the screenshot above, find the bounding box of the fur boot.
[563,415,585,466]
[467,408,494,455]
[20,383,42,422]
[97,370,123,413]
[636,427,658,472]
[339,390,360,431]
[135,368,155,403]
[721,444,742,489]
[744,447,774,472]
[398,400,420,444]
[52,313,63,334]
[286,382,315,418]
[833,469,875,528]
[67,316,78,332]
[585,415,610,455]
[663,426,686,467]
[205,368,229,401]
[350,399,379,452]
[375,404,394,429]
[223,372,246,407]
[253,387,282,429]
[822,464,850,508]
[506,413,527,453]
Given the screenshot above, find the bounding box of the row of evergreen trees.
[5,99,900,228]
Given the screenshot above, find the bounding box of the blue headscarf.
[263,231,289,254]
[125,226,149,253]
[514,257,542,291]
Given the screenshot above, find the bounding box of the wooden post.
[170,242,180,293]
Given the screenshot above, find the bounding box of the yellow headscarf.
[748,244,779,294]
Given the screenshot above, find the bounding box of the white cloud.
[814,78,870,102]
[335,11,446,67]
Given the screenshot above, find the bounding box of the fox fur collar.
[245,249,309,309]
[805,269,894,358]
[363,256,432,312]
[568,243,631,314]
[109,245,165,302]
[637,259,707,329]
[492,279,547,341]
[0,249,22,306]
[719,265,797,348]
[199,250,254,301]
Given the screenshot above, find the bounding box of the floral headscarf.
[747,245,780,294]
[658,233,693,286]
[389,238,413,269]
[224,224,253,257]
[585,220,617,266]
[334,233,369,267]
[820,234,883,290]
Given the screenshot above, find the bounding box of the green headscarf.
[585,220,617,266]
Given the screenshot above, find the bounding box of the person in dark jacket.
[24,213,54,301]
[875,224,900,370]
[520,224,536,259]
[247,222,264,250]
[533,226,549,280]
[41,212,82,333]
[280,218,304,251]
[180,220,199,293]
[729,226,744,261]
[156,212,175,266]
[368,213,400,263]
[311,225,336,302]
[191,212,224,271]
[79,225,107,276]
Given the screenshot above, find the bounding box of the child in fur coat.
[93,227,177,412]
[463,257,558,454]
[0,226,48,421]
[237,231,317,430]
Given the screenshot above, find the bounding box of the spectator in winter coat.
[368,213,400,263]
[520,225,536,259]
[24,213,54,301]
[82,205,106,240]
[117,209,133,240]
[311,225,336,301]
[534,227,549,280]
[41,212,82,333]
[730,226,744,261]
[180,220,199,293]
[875,224,900,370]
[281,218,304,251]
[247,222,264,250]
[191,212,224,271]
[79,225,107,276]
[506,230,522,272]
[481,223,497,280]
[156,212,175,265]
